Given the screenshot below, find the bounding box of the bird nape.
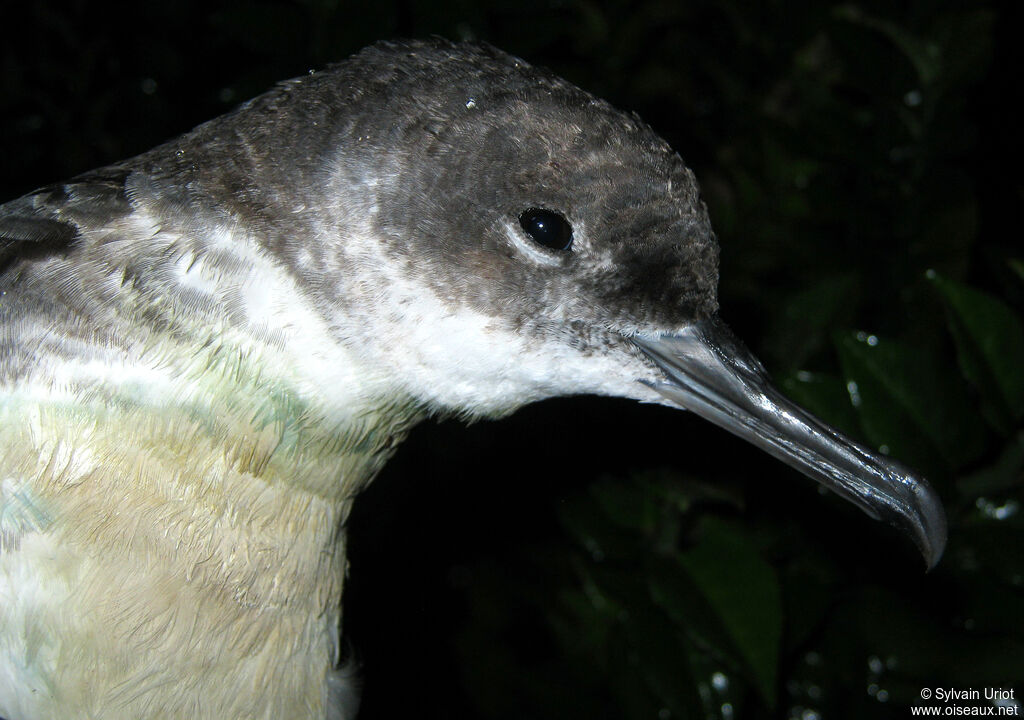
[0,38,944,720]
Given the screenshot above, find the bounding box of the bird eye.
[518,208,573,251]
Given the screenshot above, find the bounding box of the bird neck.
[0,298,424,719]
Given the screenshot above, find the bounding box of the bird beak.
[631,317,947,569]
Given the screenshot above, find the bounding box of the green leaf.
[559,490,640,563]
[833,5,941,87]
[956,521,1024,590]
[677,518,781,707]
[779,559,837,656]
[591,477,659,534]
[957,431,1024,498]
[930,272,1024,433]
[765,274,859,372]
[620,608,704,718]
[1009,258,1024,285]
[647,556,750,676]
[581,564,705,718]
[835,331,989,474]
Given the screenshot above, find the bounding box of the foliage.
[454,273,1024,719]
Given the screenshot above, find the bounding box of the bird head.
[142,39,945,566]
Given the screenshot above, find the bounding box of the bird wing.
[0,167,132,275]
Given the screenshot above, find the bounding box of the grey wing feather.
[0,167,133,275]
[0,168,137,384]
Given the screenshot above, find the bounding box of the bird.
[0,38,945,720]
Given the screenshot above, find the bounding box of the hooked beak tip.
[911,481,947,571]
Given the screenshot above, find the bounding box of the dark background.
[2,1,1021,718]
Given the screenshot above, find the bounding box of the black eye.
[518,208,573,251]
